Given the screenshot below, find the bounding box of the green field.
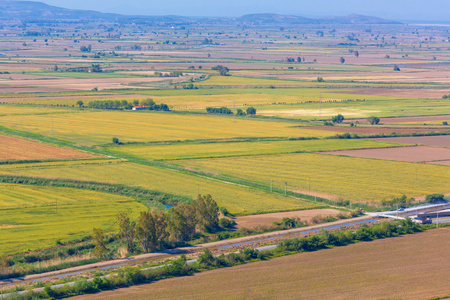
[172,153,450,202]
[0,111,332,145]
[0,160,320,215]
[0,183,146,255]
[107,139,402,161]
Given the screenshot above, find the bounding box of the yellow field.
[0,105,69,116]
[0,111,332,145]
[0,183,133,209]
[0,183,146,255]
[108,139,401,161]
[172,153,450,202]
[0,160,319,215]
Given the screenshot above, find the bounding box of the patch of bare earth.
[76,228,450,300]
[346,88,450,98]
[345,115,450,124]
[233,209,341,229]
[0,135,94,160]
[322,146,450,164]
[369,135,450,148]
[308,126,450,135]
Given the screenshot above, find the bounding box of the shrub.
[246,107,256,115]
[425,194,444,203]
[367,116,380,125]
[219,218,236,229]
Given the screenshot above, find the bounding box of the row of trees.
[85,99,169,111]
[206,106,256,115]
[100,195,220,255]
[153,71,183,77]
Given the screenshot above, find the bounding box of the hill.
[0,0,402,25]
[238,13,402,25]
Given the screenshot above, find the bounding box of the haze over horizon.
[33,0,450,22]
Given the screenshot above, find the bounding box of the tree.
[317,77,324,82]
[246,107,256,115]
[236,108,246,116]
[53,65,59,72]
[93,228,106,258]
[76,100,84,108]
[135,211,168,253]
[393,64,401,71]
[91,64,102,73]
[211,65,229,76]
[425,194,444,203]
[80,45,92,52]
[0,255,9,272]
[340,57,345,64]
[112,137,119,144]
[195,194,219,233]
[117,212,136,252]
[367,116,380,125]
[167,202,197,243]
[331,114,344,123]
[354,51,359,58]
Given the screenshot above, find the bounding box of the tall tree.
[135,211,168,253]
[93,228,106,258]
[117,212,136,252]
[167,202,197,243]
[196,194,219,233]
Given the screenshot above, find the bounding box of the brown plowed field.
[309,126,450,135]
[233,209,341,229]
[322,146,450,164]
[369,135,450,148]
[347,88,450,98]
[77,228,450,300]
[0,135,94,160]
[345,115,450,124]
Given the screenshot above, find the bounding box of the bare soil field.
[347,88,450,98]
[322,146,450,164]
[428,160,450,166]
[369,135,450,148]
[77,228,450,300]
[0,77,174,91]
[346,115,450,124]
[308,126,450,135]
[0,135,94,160]
[233,209,341,229]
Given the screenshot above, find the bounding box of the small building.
[132,106,148,111]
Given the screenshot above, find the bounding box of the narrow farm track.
[0,216,373,286]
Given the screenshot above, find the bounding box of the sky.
[37,0,450,22]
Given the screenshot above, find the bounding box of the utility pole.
[284,182,287,196]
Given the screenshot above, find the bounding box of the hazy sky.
[38,0,450,21]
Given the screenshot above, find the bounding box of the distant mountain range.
[237,13,402,25]
[0,0,402,25]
